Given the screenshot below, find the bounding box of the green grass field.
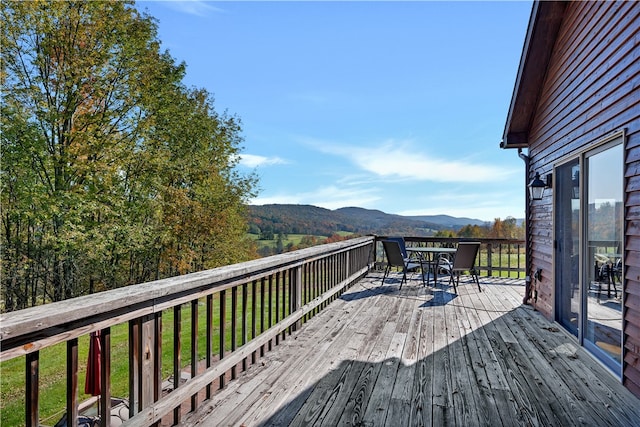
[247,232,354,251]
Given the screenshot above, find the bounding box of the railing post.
[346,251,351,281]
[206,294,214,399]
[100,327,111,427]
[129,319,140,416]
[154,313,162,408]
[174,305,182,423]
[293,265,302,331]
[139,316,154,410]
[219,290,226,389]
[26,350,39,427]
[487,243,493,277]
[66,338,79,427]
[191,299,199,411]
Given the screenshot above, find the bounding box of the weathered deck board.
[186,274,640,426]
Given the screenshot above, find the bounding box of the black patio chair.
[381,239,422,289]
[439,241,481,293]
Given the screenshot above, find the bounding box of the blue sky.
[139,0,533,222]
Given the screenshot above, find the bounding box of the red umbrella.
[85,331,101,397]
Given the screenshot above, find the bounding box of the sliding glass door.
[584,143,623,371]
[554,139,623,375]
[555,160,580,337]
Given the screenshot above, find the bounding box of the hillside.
[405,214,488,229]
[247,204,485,237]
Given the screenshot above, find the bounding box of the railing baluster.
[26,350,39,427]
[129,319,140,416]
[206,294,213,399]
[231,286,237,380]
[66,338,78,427]
[487,243,493,277]
[173,305,182,424]
[268,275,273,351]
[282,271,287,340]
[153,313,162,427]
[219,290,226,389]
[303,263,309,322]
[100,327,111,427]
[260,277,266,357]
[191,299,198,411]
[314,260,319,314]
[293,266,302,331]
[242,282,248,371]
[518,243,522,278]
[275,272,280,345]
[251,280,257,365]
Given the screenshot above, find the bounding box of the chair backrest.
[452,242,480,270]
[386,237,408,258]
[382,240,406,268]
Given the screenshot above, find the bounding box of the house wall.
[525,1,640,396]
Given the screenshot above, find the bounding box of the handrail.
[0,236,375,427]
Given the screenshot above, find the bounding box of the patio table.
[406,247,457,286]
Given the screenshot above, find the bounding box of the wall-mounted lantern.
[528,172,552,201]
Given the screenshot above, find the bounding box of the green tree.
[1,1,257,310]
[434,229,457,238]
[275,233,284,254]
[457,224,485,238]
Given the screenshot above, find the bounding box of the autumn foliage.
[1,1,257,311]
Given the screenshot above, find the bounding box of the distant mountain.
[405,214,488,229]
[247,204,487,237]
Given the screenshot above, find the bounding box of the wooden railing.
[374,236,526,278]
[0,236,374,427]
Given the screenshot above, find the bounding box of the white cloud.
[402,205,523,222]
[239,154,287,168]
[311,139,517,183]
[399,191,525,221]
[163,1,223,17]
[250,185,380,211]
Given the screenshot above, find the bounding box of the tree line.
[434,217,525,240]
[1,1,258,312]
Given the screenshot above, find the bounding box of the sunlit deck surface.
[187,273,640,426]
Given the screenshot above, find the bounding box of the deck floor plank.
[443,284,481,427]
[429,287,456,426]
[190,273,640,426]
[452,283,503,427]
[485,281,609,427]
[475,279,576,427]
[409,289,435,427]
[498,287,640,426]
[458,296,515,427]
[199,285,378,425]
[274,290,388,423]
[361,288,414,426]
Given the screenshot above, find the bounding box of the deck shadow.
[255,304,640,427]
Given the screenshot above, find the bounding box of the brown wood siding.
[523,1,640,397]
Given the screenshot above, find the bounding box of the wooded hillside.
[247,204,480,238]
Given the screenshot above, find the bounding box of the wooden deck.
[185,272,640,426]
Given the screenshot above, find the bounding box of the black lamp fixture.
[528,172,552,201]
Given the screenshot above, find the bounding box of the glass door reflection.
[585,144,623,372]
